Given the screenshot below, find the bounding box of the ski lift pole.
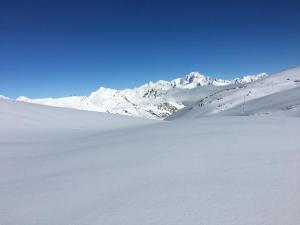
[242,95,246,114]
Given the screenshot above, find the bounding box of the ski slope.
[169,67,300,119]
[1,99,300,225]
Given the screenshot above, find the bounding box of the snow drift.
[1,99,300,225]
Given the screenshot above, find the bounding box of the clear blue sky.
[1,0,299,98]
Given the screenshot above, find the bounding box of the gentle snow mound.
[0,99,300,225]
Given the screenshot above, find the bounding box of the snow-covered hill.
[0,95,10,100]
[14,72,267,119]
[169,67,300,119]
[1,99,300,225]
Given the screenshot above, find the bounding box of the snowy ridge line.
[169,66,300,119]
[11,71,267,119]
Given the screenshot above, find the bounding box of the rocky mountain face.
[15,72,267,119]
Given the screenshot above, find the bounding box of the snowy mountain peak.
[184,72,208,83]
[16,96,31,102]
[234,72,268,84]
[0,95,10,100]
[12,70,269,119]
[170,72,232,89]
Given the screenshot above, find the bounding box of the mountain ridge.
[169,67,300,119]
[13,71,267,119]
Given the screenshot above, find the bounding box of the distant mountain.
[168,67,300,119]
[14,72,267,119]
[0,95,10,100]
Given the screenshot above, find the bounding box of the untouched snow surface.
[1,99,300,225]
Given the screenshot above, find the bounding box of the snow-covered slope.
[0,99,155,139]
[169,67,300,119]
[1,99,300,225]
[0,95,10,100]
[14,72,266,119]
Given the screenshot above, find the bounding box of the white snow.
[0,95,10,100]
[170,67,300,119]
[1,98,300,225]
[13,71,266,119]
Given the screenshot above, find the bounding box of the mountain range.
[2,67,299,119]
[10,71,268,119]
